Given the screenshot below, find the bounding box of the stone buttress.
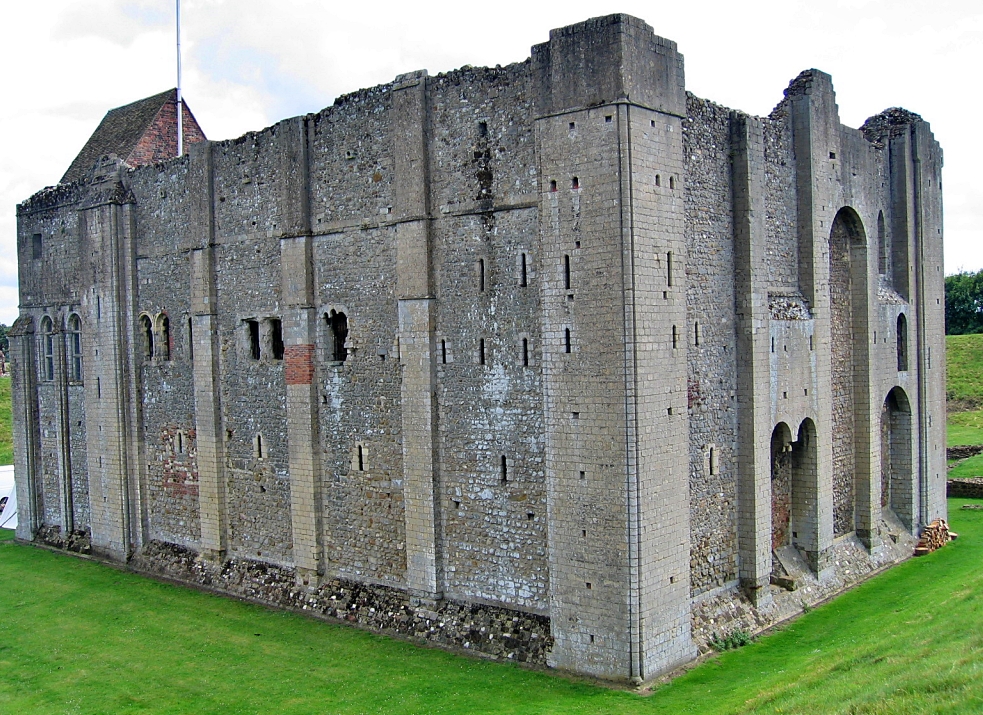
[533,15,693,680]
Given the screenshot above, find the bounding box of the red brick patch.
[285,344,315,385]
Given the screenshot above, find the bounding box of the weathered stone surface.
[132,540,553,664]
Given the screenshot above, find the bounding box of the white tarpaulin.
[0,465,17,529]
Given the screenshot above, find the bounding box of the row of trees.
[945,270,983,335]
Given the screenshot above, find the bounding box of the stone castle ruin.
[12,15,945,682]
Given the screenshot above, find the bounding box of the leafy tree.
[0,324,7,354]
[946,270,983,335]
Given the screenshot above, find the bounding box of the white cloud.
[2,0,980,326]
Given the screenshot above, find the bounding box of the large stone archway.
[881,387,915,531]
[771,418,819,573]
[829,207,868,537]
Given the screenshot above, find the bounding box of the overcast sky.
[2,0,979,326]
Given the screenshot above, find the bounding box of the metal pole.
[176,0,183,157]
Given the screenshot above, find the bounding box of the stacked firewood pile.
[914,519,957,556]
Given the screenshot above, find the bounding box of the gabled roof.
[61,89,205,184]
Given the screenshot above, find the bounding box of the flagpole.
[176,0,183,157]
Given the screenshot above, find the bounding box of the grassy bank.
[1,500,982,714]
[946,333,983,410]
[946,334,983,477]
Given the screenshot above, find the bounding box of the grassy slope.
[1,500,982,714]
[947,335,983,476]
[947,454,983,478]
[948,409,983,447]
[946,333,983,407]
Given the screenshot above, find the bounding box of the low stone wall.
[948,478,983,499]
[130,541,553,665]
[947,445,983,461]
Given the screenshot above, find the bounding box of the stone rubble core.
[11,13,946,683]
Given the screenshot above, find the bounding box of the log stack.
[914,519,957,556]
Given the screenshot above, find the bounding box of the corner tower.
[534,15,693,680]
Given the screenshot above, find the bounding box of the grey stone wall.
[762,113,799,290]
[683,95,739,596]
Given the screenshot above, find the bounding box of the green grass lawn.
[948,409,983,447]
[946,333,983,408]
[949,405,983,476]
[948,454,983,479]
[1,499,982,714]
[946,335,983,476]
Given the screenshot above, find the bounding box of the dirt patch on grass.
[948,398,981,414]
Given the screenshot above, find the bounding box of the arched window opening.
[771,419,820,576]
[325,311,348,363]
[157,314,171,361]
[139,315,154,360]
[254,433,265,460]
[881,388,914,531]
[68,314,83,381]
[770,423,793,552]
[522,337,529,366]
[41,316,54,381]
[877,211,889,276]
[897,313,908,372]
[829,207,867,537]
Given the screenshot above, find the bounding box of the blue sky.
[2,0,979,325]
